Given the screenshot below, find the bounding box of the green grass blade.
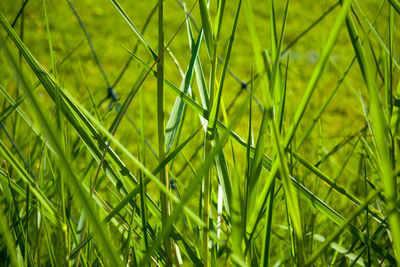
[156,0,173,263]
[110,0,157,59]
[214,139,233,215]
[185,9,209,111]
[283,0,353,148]
[207,0,242,139]
[242,0,270,224]
[165,30,203,152]
[214,0,226,41]
[387,0,400,14]
[198,0,214,58]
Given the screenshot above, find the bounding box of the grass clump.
[0,0,400,266]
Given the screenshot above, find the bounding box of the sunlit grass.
[1,0,400,266]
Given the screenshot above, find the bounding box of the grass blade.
[165,29,203,152]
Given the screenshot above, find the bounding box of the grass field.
[1,0,400,266]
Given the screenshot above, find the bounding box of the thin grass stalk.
[202,1,219,263]
[123,203,136,266]
[198,0,214,58]
[360,154,371,265]
[388,4,394,120]
[157,0,173,264]
[269,0,283,123]
[207,0,242,138]
[388,1,396,181]
[214,0,226,40]
[139,72,149,256]
[205,4,242,239]
[269,0,277,57]
[260,179,275,267]
[366,45,400,266]
[243,66,254,261]
[203,43,217,267]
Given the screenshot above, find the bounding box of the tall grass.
[1,0,400,266]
